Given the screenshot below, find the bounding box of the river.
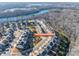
[0,9,49,23]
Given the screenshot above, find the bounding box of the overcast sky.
[0,0,79,2]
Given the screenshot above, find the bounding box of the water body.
[34,10,48,15]
[0,9,49,23]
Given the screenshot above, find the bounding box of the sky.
[0,0,79,2]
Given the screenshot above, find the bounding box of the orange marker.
[34,32,54,37]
